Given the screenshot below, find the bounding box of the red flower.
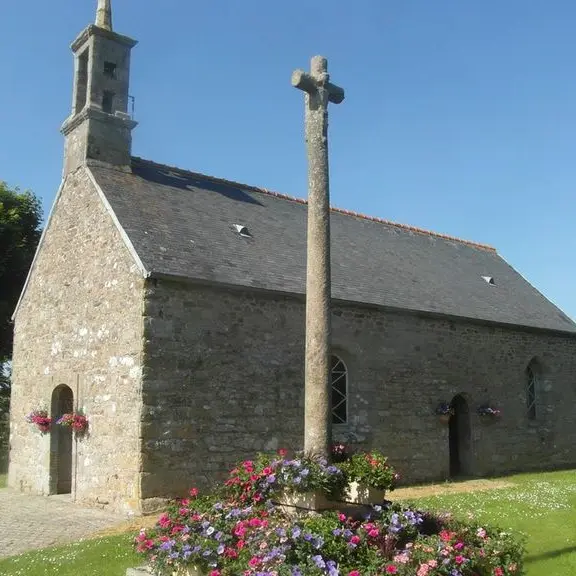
[189,487,199,497]
[158,514,171,528]
[277,448,287,457]
[386,566,398,574]
[494,569,504,576]
[439,530,454,542]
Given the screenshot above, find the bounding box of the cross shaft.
[292,56,344,458]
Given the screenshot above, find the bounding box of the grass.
[0,534,141,576]
[0,474,6,488]
[0,469,573,575]
[393,469,576,576]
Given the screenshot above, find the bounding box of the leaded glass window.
[331,356,348,424]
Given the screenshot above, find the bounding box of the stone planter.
[172,567,204,576]
[126,564,205,576]
[347,481,385,505]
[277,491,339,515]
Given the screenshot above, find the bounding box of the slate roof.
[90,157,576,334]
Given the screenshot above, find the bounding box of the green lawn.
[0,473,6,488]
[396,469,576,576]
[0,534,141,576]
[0,469,574,575]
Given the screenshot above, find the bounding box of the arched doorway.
[449,394,471,477]
[50,385,74,494]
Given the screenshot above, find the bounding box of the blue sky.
[1,1,575,320]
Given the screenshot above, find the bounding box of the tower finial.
[95,0,113,31]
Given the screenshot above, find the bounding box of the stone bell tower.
[61,0,138,175]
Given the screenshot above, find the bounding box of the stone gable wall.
[141,280,576,510]
[8,167,145,514]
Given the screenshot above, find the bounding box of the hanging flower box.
[25,409,52,434]
[57,412,89,436]
[435,402,454,423]
[347,480,386,505]
[477,405,501,418]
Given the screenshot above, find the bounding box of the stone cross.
[96,0,113,31]
[292,56,344,458]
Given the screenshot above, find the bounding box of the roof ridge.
[131,156,497,253]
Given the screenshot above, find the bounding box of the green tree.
[0,181,43,367]
[0,181,40,470]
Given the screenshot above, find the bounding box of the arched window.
[526,363,537,420]
[331,355,348,424]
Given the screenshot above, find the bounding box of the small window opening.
[526,365,537,420]
[102,91,115,114]
[104,61,117,78]
[331,356,348,424]
[74,49,89,113]
[233,224,252,238]
[481,276,495,286]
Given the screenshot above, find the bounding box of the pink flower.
[339,513,347,522]
[248,557,260,567]
[386,566,398,574]
[350,535,360,545]
[427,560,437,568]
[477,527,487,538]
[209,571,221,576]
[455,555,465,565]
[494,568,504,576]
[393,553,409,564]
[454,541,464,550]
[439,530,454,542]
[368,529,379,538]
[417,564,430,576]
[158,513,171,528]
[189,487,199,497]
[249,517,263,527]
[348,572,360,576]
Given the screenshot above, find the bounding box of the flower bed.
[135,450,525,575]
[340,451,398,501]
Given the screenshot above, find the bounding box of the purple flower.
[312,555,326,569]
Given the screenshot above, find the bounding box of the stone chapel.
[8,2,576,514]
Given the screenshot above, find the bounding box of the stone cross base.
[126,567,152,576]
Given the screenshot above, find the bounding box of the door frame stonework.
[49,383,75,495]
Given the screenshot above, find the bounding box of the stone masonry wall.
[8,167,145,514]
[141,280,576,510]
